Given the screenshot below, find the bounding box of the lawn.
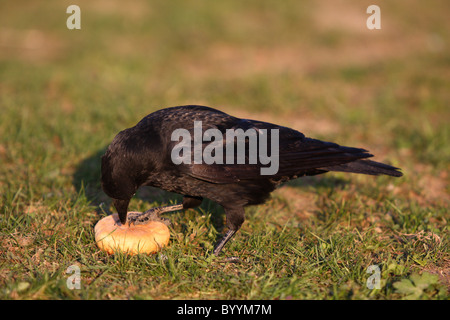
[0,0,448,300]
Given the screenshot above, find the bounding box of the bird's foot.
[127,204,183,226]
[127,210,170,226]
[223,256,240,263]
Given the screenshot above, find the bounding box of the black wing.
[170,117,373,183]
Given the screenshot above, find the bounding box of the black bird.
[101,105,402,255]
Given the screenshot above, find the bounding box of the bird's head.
[101,129,142,224]
[101,124,161,224]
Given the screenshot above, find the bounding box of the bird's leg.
[127,204,183,226]
[127,196,202,226]
[213,229,237,256]
[212,207,244,259]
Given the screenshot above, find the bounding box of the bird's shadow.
[72,146,107,212]
[73,147,350,231]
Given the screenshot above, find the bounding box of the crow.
[101,105,402,256]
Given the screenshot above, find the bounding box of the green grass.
[0,0,449,299]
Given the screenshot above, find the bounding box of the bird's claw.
[126,212,141,226]
[126,208,171,227]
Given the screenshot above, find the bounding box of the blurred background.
[1,0,449,203]
[0,0,449,299]
[1,0,448,197]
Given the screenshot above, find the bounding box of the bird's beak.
[113,198,130,225]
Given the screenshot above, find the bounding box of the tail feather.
[322,159,403,177]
